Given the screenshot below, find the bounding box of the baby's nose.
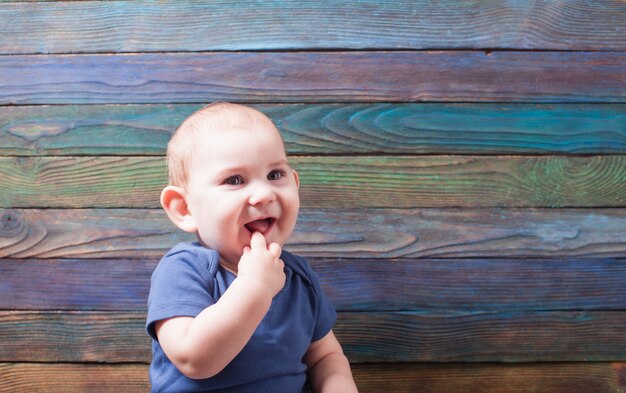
[248,181,276,205]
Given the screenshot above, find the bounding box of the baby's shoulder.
[281,250,316,286]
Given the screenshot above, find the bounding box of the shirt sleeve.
[146,245,219,341]
[301,257,337,342]
[311,270,337,341]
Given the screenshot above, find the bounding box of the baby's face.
[184,116,300,269]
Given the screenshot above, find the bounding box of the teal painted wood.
[1,310,624,363]
[1,104,624,155]
[1,1,625,53]
[1,52,625,104]
[1,208,625,259]
[1,258,624,312]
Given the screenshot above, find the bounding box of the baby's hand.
[237,232,286,298]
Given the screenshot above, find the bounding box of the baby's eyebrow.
[212,158,290,178]
[213,165,246,179]
[271,159,290,167]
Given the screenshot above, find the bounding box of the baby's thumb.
[250,231,267,250]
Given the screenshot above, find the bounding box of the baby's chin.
[194,237,240,263]
[217,250,244,272]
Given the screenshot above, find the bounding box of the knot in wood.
[0,209,24,238]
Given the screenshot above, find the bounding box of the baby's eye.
[224,175,244,185]
[268,169,286,181]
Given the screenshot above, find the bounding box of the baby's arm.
[154,232,285,379]
[304,330,358,393]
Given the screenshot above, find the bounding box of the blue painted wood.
[1,258,624,312]
[1,1,625,53]
[1,52,624,104]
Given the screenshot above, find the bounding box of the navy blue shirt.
[146,242,337,393]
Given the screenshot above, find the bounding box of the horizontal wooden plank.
[1,1,625,53]
[337,311,626,362]
[1,311,624,363]
[1,103,624,156]
[0,258,154,311]
[297,155,626,208]
[0,363,149,393]
[1,362,624,393]
[352,362,626,393]
[1,155,624,208]
[1,208,625,259]
[2,257,625,312]
[0,312,149,363]
[1,52,625,104]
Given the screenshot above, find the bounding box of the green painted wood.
[1,52,625,104]
[1,104,624,156]
[1,208,624,259]
[1,311,624,363]
[1,1,625,53]
[1,257,624,312]
[2,362,623,393]
[1,155,624,208]
[296,155,626,208]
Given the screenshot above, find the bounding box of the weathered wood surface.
[1,155,624,208]
[1,1,626,53]
[351,362,626,393]
[0,363,149,393]
[1,310,624,363]
[2,52,625,104]
[2,208,624,259]
[2,257,625,312]
[1,362,624,393]
[337,311,626,362]
[1,104,624,156]
[1,1,624,391]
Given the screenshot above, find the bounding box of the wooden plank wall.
[1,1,625,392]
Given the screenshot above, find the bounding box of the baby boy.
[146,102,357,392]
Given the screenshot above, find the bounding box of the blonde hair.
[165,102,278,188]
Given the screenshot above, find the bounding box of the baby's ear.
[292,169,300,189]
[160,186,197,233]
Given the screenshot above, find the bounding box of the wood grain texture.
[0,363,149,393]
[1,0,624,386]
[1,103,624,156]
[1,362,624,393]
[336,311,626,362]
[2,208,625,259]
[1,155,624,208]
[0,311,150,363]
[1,1,625,53]
[351,362,626,393]
[1,311,624,363]
[2,52,625,104]
[2,257,625,312]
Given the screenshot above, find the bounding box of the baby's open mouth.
[244,217,276,235]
